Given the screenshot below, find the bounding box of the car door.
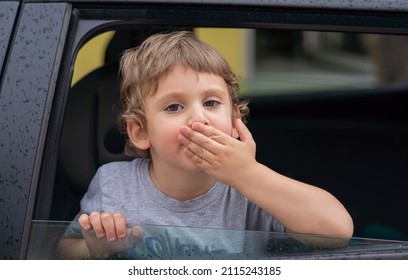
[0,1,71,259]
[2,0,408,260]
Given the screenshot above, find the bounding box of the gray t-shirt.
[66,158,285,258]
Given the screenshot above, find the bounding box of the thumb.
[114,226,144,253]
[234,118,254,144]
[127,226,144,241]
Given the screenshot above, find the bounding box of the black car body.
[1,0,408,259]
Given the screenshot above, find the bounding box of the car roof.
[17,0,408,12]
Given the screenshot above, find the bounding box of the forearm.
[233,162,354,238]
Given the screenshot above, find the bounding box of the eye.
[165,103,183,112]
[204,99,220,108]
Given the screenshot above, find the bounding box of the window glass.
[26,221,408,259]
[70,28,408,97]
[53,25,408,246]
[248,31,372,95]
[245,30,408,96]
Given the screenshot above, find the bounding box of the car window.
[51,26,408,242]
[26,220,408,259]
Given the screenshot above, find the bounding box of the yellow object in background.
[71,31,115,86]
[195,28,252,80]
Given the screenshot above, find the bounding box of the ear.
[127,120,151,150]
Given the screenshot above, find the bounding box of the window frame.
[31,1,408,259]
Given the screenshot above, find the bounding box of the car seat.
[52,28,189,220]
[51,29,150,220]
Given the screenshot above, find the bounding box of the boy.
[58,31,353,259]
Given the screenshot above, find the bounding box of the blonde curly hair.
[119,31,249,157]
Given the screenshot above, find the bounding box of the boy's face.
[143,64,238,172]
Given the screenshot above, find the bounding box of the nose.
[187,104,210,127]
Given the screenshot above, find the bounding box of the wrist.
[229,161,263,191]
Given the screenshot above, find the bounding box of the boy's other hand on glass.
[78,212,143,259]
[178,118,257,187]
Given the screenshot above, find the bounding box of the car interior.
[51,27,408,242]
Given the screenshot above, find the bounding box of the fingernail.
[107,235,117,242]
[133,227,143,237]
[192,123,200,130]
[83,224,91,230]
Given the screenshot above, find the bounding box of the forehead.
[150,64,229,96]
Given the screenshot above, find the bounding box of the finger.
[178,133,216,163]
[113,213,127,239]
[100,212,117,242]
[183,147,210,167]
[179,124,218,147]
[234,118,256,153]
[117,226,144,250]
[78,213,92,230]
[179,125,223,154]
[88,212,105,238]
[191,122,231,145]
[128,226,144,240]
[234,118,253,143]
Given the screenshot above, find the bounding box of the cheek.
[150,122,181,147]
[210,120,233,137]
[209,112,235,136]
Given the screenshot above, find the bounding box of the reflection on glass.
[27,221,408,260]
[243,30,408,96]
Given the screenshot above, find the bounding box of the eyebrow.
[156,87,229,101]
[202,87,229,96]
[154,91,185,102]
